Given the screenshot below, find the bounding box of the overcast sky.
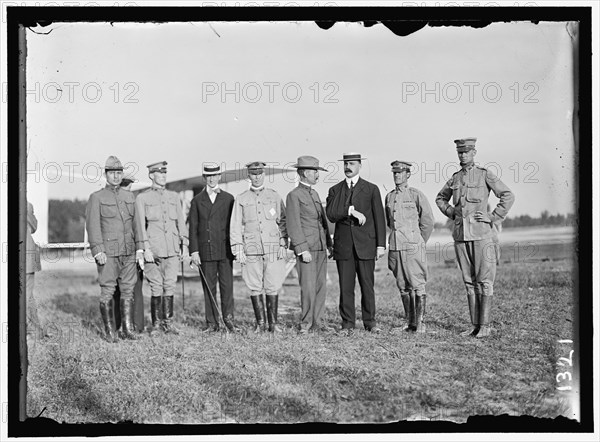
[26,20,576,228]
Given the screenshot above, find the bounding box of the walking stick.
[180,240,185,311]
[193,262,227,330]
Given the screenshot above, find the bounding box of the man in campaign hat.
[286,156,334,334]
[86,155,141,342]
[326,153,386,335]
[135,161,189,336]
[230,161,288,333]
[436,138,514,338]
[385,161,434,333]
[189,162,239,333]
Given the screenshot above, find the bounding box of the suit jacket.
[188,188,235,261]
[326,177,386,260]
[286,183,332,255]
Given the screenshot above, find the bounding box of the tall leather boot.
[415,294,426,334]
[461,293,480,336]
[476,295,492,339]
[405,291,417,332]
[99,299,118,343]
[250,295,266,333]
[120,298,141,340]
[266,294,282,333]
[400,293,410,326]
[149,296,163,337]
[162,296,180,335]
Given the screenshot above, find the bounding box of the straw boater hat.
[338,152,367,162]
[202,163,221,176]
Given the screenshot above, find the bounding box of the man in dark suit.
[286,156,333,334]
[326,153,386,335]
[189,163,238,333]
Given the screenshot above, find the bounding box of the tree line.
[46,199,575,243]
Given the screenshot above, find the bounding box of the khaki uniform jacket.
[436,165,515,241]
[135,187,189,258]
[85,185,139,257]
[230,188,287,256]
[26,201,42,273]
[385,186,434,250]
[286,183,332,255]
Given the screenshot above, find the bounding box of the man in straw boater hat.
[385,161,434,333]
[326,152,386,335]
[135,161,189,336]
[188,162,240,333]
[230,161,288,333]
[436,138,514,338]
[286,156,334,334]
[85,155,141,342]
[111,171,145,333]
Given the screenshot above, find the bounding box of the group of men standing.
[84,136,514,343]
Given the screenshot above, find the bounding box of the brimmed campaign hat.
[104,155,124,171]
[120,172,138,187]
[338,152,367,162]
[390,160,412,173]
[147,161,168,173]
[245,161,267,175]
[292,155,327,171]
[454,137,477,152]
[202,163,221,176]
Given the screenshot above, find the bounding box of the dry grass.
[26,246,576,424]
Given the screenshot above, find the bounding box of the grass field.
[25,229,577,424]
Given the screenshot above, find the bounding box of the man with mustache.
[326,153,386,335]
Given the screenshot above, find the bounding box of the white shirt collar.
[299,181,311,190]
[346,175,360,187]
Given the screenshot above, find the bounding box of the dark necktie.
[345,181,354,207]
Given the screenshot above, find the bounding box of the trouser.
[145,256,179,298]
[387,246,428,296]
[336,246,376,329]
[455,238,497,326]
[297,250,328,330]
[241,254,286,294]
[200,258,234,326]
[97,254,137,302]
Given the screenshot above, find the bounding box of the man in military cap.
[385,161,434,333]
[326,153,386,335]
[135,161,189,336]
[286,156,333,334]
[189,163,239,333]
[436,138,515,338]
[111,172,145,333]
[230,161,288,333]
[86,156,141,342]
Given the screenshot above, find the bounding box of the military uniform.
[385,161,434,333]
[436,138,514,338]
[86,156,141,342]
[230,161,288,332]
[26,201,42,337]
[135,161,188,335]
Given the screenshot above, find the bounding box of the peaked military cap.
[104,155,124,171]
[454,137,477,152]
[390,160,412,173]
[245,161,266,175]
[120,172,138,187]
[147,161,168,173]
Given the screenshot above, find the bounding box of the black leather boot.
[149,296,163,337]
[250,295,266,333]
[476,295,492,339]
[405,291,417,332]
[266,294,282,333]
[223,314,241,333]
[162,296,180,335]
[99,299,118,343]
[415,294,426,334]
[461,293,480,337]
[120,298,141,340]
